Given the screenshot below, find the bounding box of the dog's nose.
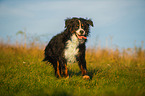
[80,30,84,35]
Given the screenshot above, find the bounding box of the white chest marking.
[64,34,79,63]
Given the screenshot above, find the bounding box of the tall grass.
[0,39,145,96]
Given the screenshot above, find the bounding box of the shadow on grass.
[68,68,102,80]
[88,68,102,80]
[43,61,102,80]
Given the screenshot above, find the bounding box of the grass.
[0,43,145,96]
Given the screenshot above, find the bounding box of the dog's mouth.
[75,33,87,44]
[76,34,87,40]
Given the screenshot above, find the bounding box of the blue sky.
[0,0,145,49]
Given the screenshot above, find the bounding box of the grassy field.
[0,43,145,96]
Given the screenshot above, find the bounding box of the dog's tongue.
[77,35,87,39]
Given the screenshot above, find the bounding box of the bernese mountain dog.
[43,17,93,79]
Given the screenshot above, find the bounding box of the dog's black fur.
[43,17,93,79]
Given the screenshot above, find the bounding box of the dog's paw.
[83,75,90,80]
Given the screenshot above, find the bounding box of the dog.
[43,17,93,79]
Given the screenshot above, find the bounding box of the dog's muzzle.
[76,30,87,40]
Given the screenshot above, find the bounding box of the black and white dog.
[43,17,93,79]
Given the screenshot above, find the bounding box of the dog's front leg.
[78,58,90,79]
[56,61,61,78]
[59,58,69,78]
[62,64,69,78]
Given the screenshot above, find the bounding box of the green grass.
[0,44,145,96]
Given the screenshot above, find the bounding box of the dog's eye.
[81,24,84,28]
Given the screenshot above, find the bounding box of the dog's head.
[65,17,93,43]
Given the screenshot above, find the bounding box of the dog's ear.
[86,19,94,27]
[65,18,76,28]
[65,18,72,28]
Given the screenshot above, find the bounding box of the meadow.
[0,41,145,96]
